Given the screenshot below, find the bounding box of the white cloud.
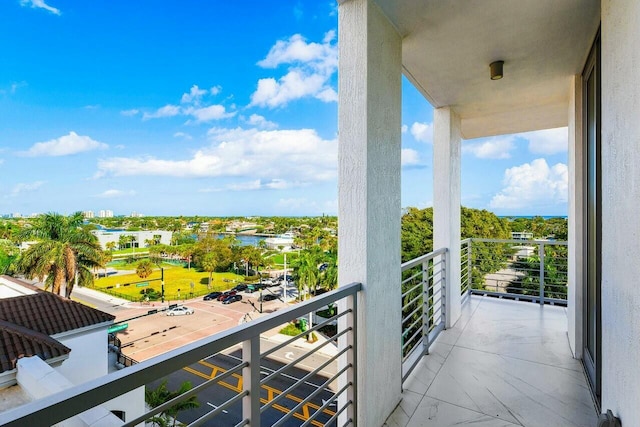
[84,104,100,110]
[12,181,45,195]
[401,124,408,134]
[490,159,568,210]
[173,132,192,140]
[21,132,108,157]
[94,127,337,183]
[185,105,236,122]
[95,189,136,198]
[142,104,181,120]
[199,178,296,193]
[518,127,568,155]
[401,148,420,166]
[410,122,433,144]
[463,136,516,159]
[246,114,277,129]
[210,86,222,96]
[0,81,28,95]
[180,85,207,105]
[20,0,60,15]
[121,109,139,116]
[250,32,337,108]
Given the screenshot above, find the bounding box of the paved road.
[149,344,339,427]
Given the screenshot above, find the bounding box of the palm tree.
[145,380,199,427]
[105,241,117,252]
[136,260,154,279]
[17,212,104,298]
[201,253,217,290]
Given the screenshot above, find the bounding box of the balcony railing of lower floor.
[1,282,361,427]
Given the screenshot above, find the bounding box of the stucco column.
[567,74,583,358]
[433,107,462,328]
[338,0,402,425]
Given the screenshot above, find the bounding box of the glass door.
[582,31,601,404]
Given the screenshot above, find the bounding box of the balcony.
[0,241,598,427]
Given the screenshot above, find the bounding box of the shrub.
[280,322,304,337]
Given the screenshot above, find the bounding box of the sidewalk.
[263,326,338,358]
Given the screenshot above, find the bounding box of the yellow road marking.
[182,360,336,426]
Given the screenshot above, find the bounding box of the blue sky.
[0,0,568,217]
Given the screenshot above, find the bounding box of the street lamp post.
[161,267,165,303]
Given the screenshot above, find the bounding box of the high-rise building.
[82,211,94,219]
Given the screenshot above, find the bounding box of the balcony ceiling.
[373,0,600,139]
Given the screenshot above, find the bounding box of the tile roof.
[0,292,115,336]
[0,320,71,374]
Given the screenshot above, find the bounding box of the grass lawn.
[92,263,243,301]
[267,251,299,266]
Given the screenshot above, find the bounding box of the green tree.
[16,212,104,298]
[145,380,199,427]
[293,250,321,300]
[136,260,154,279]
[201,252,217,290]
[105,241,117,252]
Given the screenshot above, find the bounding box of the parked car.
[203,292,222,301]
[276,274,293,282]
[222,294,242,304]
[217,290,237,301]
[233,283,248,292]
[258,294,278,302]
[246,283,268,293]
[166,306,194,316]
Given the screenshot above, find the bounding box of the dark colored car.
[276,274,293,282]
[233,283,248,292]
[203,291,222,301]
[246,283,268,293]
[222,294,242,304]
[217,290,237,301]
[258,294,278,302]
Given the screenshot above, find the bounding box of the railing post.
[243,336,261,427]
[467,239,473,293]
[538,242,545,306]
[441,250,447,326]
[422,259,431,355]
[338,292,357,427]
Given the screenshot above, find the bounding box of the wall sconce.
[490,60,504,80]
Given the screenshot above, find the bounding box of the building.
[82,210,95,219]
[91,229,173,250]
[98,210,114,218]
[511,231,534,240]
[0,277,144,425]
[2,1,639,426]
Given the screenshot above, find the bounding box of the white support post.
[242,336,261,427]
[567,74,583,357]
[433,107,462,328]
[337,0,402,425]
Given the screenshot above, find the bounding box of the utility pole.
[283,253,287,303]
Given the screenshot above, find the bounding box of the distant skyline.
[0,0,569,217]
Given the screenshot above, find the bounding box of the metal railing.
[1,282,361,427]
[401,248,447,384]
[463,238,568,305]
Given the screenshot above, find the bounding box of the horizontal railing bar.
[261,310,349,358]
[402,328,423,352]
[189,389,248,427]
[261,327,350,385]
[323,397,352,427]
[401,280,423,298]
[123,361,247,426]
[402,304,424,324]
[233,419,250,427]
[271,364,351,427]
[299,381,351,427]
[0,282,362,427]
[401,247,447,271]
[471,238,568,245]
[261,345,350,413]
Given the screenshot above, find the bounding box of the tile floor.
[384,295,598,427]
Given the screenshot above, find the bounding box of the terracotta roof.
[0,320,71,374]
[0,292,115,336]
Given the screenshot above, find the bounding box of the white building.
[98,210,114,218]
[82,210,95,219]
[0,277,144,425]
[92,229,173,250]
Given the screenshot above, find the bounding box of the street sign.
[136,282,149,288]
[108,323,128,333]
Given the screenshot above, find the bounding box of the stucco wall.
[601,0,640,422]
[55,328,108,384]
[338,0,403,425]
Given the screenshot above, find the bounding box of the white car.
[166,306,194,316]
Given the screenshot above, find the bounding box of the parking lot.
[112,287,293,361]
